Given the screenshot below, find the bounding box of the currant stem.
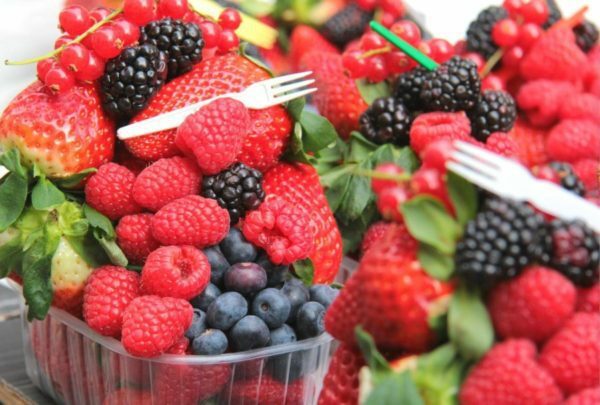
[5,8,123,66]
[360,46,392,59]
[480,48,504,78]
[356,169,412,182]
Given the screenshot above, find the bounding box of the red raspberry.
[132,157,201,212]
[83,266,140,338]
[121,295,193,358]
[165,336,189,354]
[175,98,250,175]
[317,344,364,405]
[511,119,549,167]
[409,112,472,155]
[485,131,519,159]
[229,375,304,405]
[114,143,148,175]
[242,195,315,265]
[102,388,152,405]
[141,246,210,300]
[153,363,231,404]
[517,80,578,127]
[539,312,600,394]
[572,159,599,191]
[459,339,563,405]
[488,266,576,343]
[559,93,600,125]
[421,139,454,172]
[547,119,600,163]
[85,163,141,220]
[361,221,393,256]
[577,284,600,313]
[116,214,160,265]
[151,195,230,248]
[565,387,600,405]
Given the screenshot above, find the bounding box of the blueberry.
[191,283,222,312]
[251,288,291,329]
[267,325,305,382]
[256,252,290,287]
[220,228,257,264]
[229,315,270,351]
[206,292,248,331]
[269,324,297,346]
[280,279,309,323]
[203,246,230,287]
[191,329,228,355]
[295,301,325,339]
[184,309,207,340]
[309,284,339,309]
[224,263,267,296]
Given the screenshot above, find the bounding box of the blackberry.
[420,56,481,112]
[548,162,586,196]
[393,67,428,111]
[359,97,411,146]
[574,20,599,53]
[455,198,546,286]
[321,4,372,48]
[538,220,599,287]
[543,0,562,29]
[100,44,167,121]
[140,18,204,80]
[468,90,517,141]
[466,6,508,59]
[202,163,265,224]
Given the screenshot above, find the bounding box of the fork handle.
[529,180,600,233]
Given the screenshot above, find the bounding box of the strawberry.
[300,51,367,139]
[125,53,292,172]
[324,269,364,345]
[0,82,114,178]
[318,343,364,405]
[262,162,342,283]
[289,25,338,71]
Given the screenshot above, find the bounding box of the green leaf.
[319,164,355,189]
[338,161,374,221]
[401,196,461,255]
[94,230,128,267]
[22,254,53,320]
[326,172,352,213]
[57,202,88,237]
[365,372,424,405]
[298,111,338,153]
[0,235,23,278]
[239,0,276,16]
[285,122,313,164]
[418,243,455,280]
[447,172,478,228]
[287,96,306,122]
[356,79,391,104]
[54,168,96,189]
[448,286,494,361]
[0,173,28,231]
[293,258,314,286]
[0,149,28,178]
[393,147,420,173]
[66,234,108,268]
[314,138,348,175]
[348,132,378,162]
[240,42,274,76]
[355,326,391,373]
[32,178,66,210]
[337,202,379,254]
[83,204,115,238]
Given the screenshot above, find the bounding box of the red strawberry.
[546,119,600,163]
[565,387,600,405]
[301,51,367,138]
[0,82,114,178]
[289,25,338,71]
[153,363,231,405]
[228,375,304,405]
[511,119,549,167]
[318,343,364,405]
[361,221,394,256]
[263,162,342,283]
[324,268,364,345]
[125,54,292,172]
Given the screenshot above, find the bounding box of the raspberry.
[511,119,549,167]
[547,119,600,163]
[121,295,193,358]
[577,284,600,313]
[485,131,519,159]
[85,163,141,220]
[175,98,250,175]
[409,111,472,155]
[228,375,304,405]
[83,266,140,338]
[459,339,563,405]
[242,195,315,265]
[539,313,600,395]
[141,245,210,300]
[132,156,201,212]
[559,93,600,125]
[572,159,600,191]
[565,387,600,405]
[166,336,189,354]
[116,214,160,265]
[516,79,578,127]
[153,363,231,404]
[102,388,152,405]
[151,195,230,248]
[421,139,454,172]
[361,221,393,256]
[488,266,576,343]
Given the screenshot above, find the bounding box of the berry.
[280,278,310,323]
[121,295,193,357]
[410,167,453,212]
[309,285,339,309]
[535,162,586,196]
[229,376,304,405]
[112,19,141,46]
[428,38,454,63]
[289,25,337,71]
[176,98,250,175]
[133,156,201,212]
[421,139,455,171]
[376,185,411,222]
[206,291,248,330]
[192,329,228,355]
[488,266,576,342]
[256,253,289,288]
[85,163,141,221]
[103,389,152,405]
[59,5,91,36]
[321,4,372,48]
[76,51,105,82]
[217,30,239,52]
[539,313,600,394]
[83,266,140,338]
[459,339,563,405]
[116,213,160,264]
[100,44,167,120]
[420,56,481,112]
[574,20,599,53]
[572,159,599,191]
[565,388,600,405]
[558,93,600,125]
[203,246,229,286]
[511,119,549,167]
[218,8,241,30]
[520,0,548,25]
[59,44,89,73]
[543,0,562,28]
[224,262,268,297]
[466,6,508,59]
[516,79,578,127]
[123,0,156,26]
[390,20,421,46]
[365,55,388,83]
[251,288,291,329]
[91,27,125,59]
[242,196,314,265]
[166,336,189,354]
[191,283,221,312]
[492,18,519,47]
[538,220,600,287]
[54,34,73,49]
[361,32,386,51]
[141,246,211,300]
[468,90,517,141]
[455,198,546,286]
[519,23,543,50]
[318,344,364,405]
[185,308,207,340]
[371,163,405,195]
[577,284,600,313]
[90,7,111,23]
[202,162,265,224]
[485,131,519,158]
[44,67,75,94]
[547,119,600,163]
[198,21,221,49]
[481,74,505,91]
[295,301,325,339]
[409,111,472,155]
[229,315,270,351]
[270,324,297,346]
[219,228,258,264]
[361,221,393,255]
[36,58,55,82]
[359,97,411,146]
[393,66,428,110]
[158,0,188,19]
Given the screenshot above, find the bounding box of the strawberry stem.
[5,8,123,66]
[480,48,504,78]
[356,169,411,182]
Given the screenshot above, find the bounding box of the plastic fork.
[117,71,316,140]
[447,141,600,233]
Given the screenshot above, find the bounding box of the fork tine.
[447,162,498,192]
[454,141,507,167]
[266,71,312,87]
[271,79,316,96]
[272,88,317,104]
[450,150,499,178]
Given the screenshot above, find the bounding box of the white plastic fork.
[447,141,600,233]
[117,71,316,140]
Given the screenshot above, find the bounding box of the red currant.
[37,58,57,82]
[518,23,542,49]
[361,32,386,51]
[342,51,368,78]
[464,52,485,70]
[390,20,421,46]
[376,185,411,222]
[60,43,89,73]
[386,50,412,74]
[417,41,433,58]
[520,0,548,25]
[379,12,396,28]
[113,19,140,46]
[45,67,75,94]
[123,0,156,26]
[421,140,454,172]
[503,0,523,16]
[492,18,519,47]
[428,38,454,63]
[481,74,505,91]
[372,163,405,194]
[356,0,378,11]
[198,21,221,49]
[219,8,242,30]
[76,51,105,81]
[217,30,240,53]
[380,0,406,18]
[91,27,124,59]
[90,7,111,24]
[534,165,560,183]
[503,46,524,68]
[59,5,91,36]
[366,56,388,83]
[410,168,448,204]
[54,34,74,49]
[454,39,467,55]
[157,0,188,19]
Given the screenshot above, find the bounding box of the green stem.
[359,46,392,59]
[480,48,504,78]
[355,169,412,182]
